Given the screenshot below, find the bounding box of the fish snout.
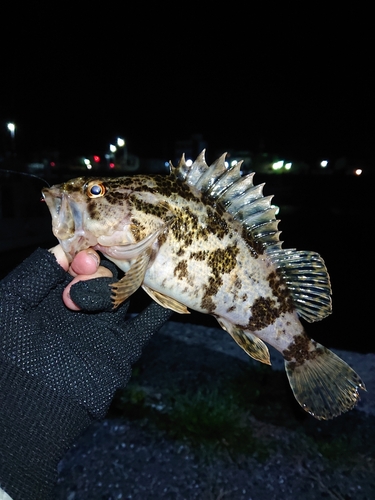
[42,188,98,260]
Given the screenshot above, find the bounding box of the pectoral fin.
[101,220,173,262]
[217,318,271,365]
[142,285,190,314]
[110,247,152,307]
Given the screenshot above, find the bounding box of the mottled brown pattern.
[241,225,263,257]
[267,271,294,315]
[200,246,239,313]
[130,222,143,241]
[207,246,239,277]
[200,294,216,313]
[201,275,223,312]
[87,200,99,219]
[170,207,199,247]
[197,207,230,241]
[190,250,209,261]
[105,177,137,190]
[157,230,169,247]
[129,196,171,219]
[246,296,280,331]
[234,277,242,289]
[148,175,199,203]
[283,332,324,368]
[174,260,188,280]
[105,192,126,205]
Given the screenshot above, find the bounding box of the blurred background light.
[272,160,284,170]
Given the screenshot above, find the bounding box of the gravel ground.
[55,322,375,500]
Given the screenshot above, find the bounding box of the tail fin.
[284,343,366,420]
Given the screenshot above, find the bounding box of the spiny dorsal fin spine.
[172,153,187,180]
[195,152,228,193]
[208,162,243,200]
[244,207,279,229]
[185,149,209,185]
[230,195,274,221]
[217,172,256,205]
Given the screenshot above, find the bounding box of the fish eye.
[86,181,106,198]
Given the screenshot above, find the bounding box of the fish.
[42,150,366,420]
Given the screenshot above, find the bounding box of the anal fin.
[142,285,190,314]
[217,318,271,365]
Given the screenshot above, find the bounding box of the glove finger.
[70,276,118,311]
[0,248,69,307]
[97,258,119,280]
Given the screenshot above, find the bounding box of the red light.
[50,162,56,167]
[109,162,115,169]
[93,155,100,163]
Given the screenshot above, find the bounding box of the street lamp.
[116,137,127,167]
[7,122,15,139]
[7,122,16,156]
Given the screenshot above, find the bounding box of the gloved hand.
[0,247,173,500]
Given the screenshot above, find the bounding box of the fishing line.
[0,169,51,187]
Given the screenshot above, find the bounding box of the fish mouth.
[42,186,98,262]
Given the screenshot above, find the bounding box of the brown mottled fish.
[42,151,365,419]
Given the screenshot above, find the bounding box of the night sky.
[1,5,373,165]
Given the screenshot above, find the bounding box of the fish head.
[42,177,135,262]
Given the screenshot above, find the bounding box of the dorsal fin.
[171,151,332,323]
[172,150,282,252]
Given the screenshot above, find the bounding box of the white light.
[231,160,238,167]
[224,161,229,168]
[284,162,292,170]
[7,123,15,140]
[117,138,125,147]
[272,160,284,170]
[355,169,362,176]
[185,159,193,167]
[87,164,92,170]
[109,144,117,153]
[320,160,328,168]
[84,158,90,165]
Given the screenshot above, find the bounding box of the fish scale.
[42,150,365,420]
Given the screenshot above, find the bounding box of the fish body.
[42,151,365,419]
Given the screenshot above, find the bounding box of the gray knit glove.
[1,247,172,418]
[0,247,172,500]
